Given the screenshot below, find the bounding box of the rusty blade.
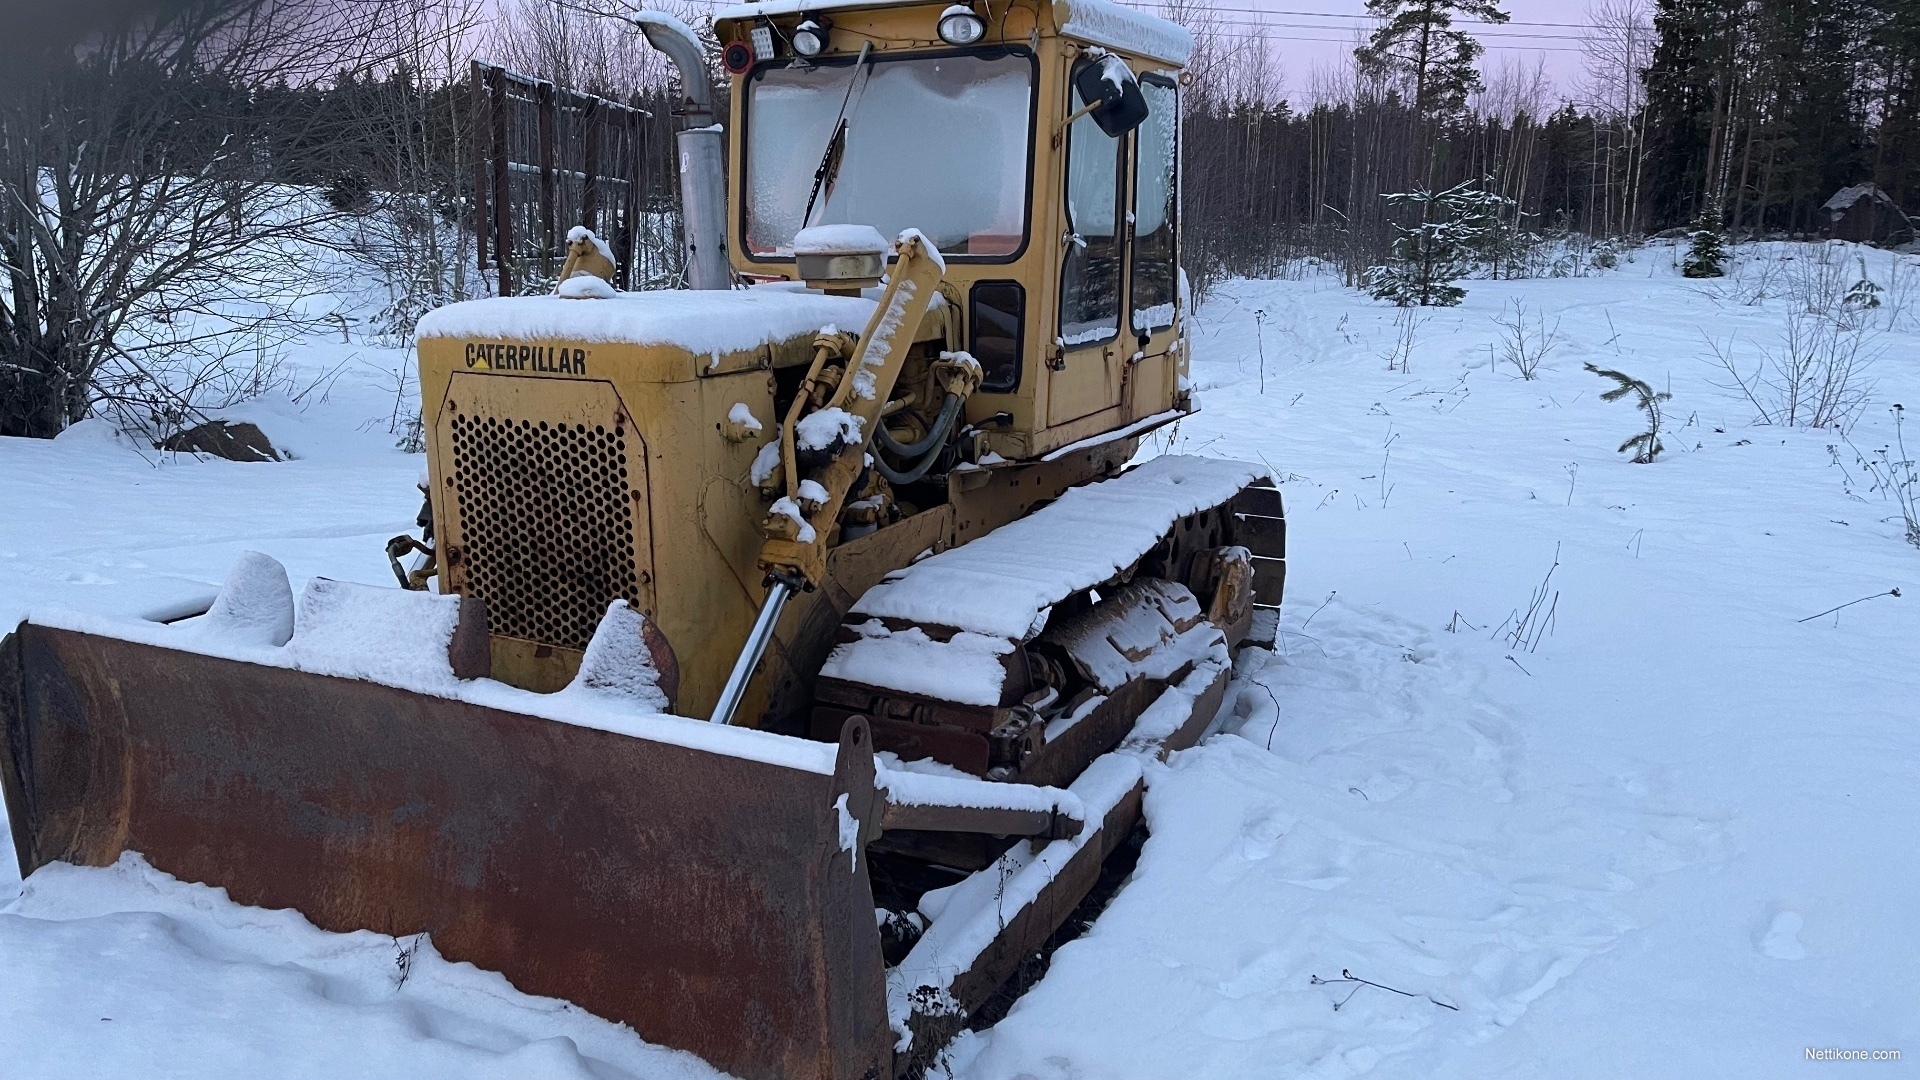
[0,623,890,1080]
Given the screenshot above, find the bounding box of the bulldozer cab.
[714,0,1192,447]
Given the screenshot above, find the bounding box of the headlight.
[793,18,828,56]
[750,22,776,60]
[937,4,985,45]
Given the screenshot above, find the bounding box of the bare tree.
[1581,0,1654,237]
[0,0,414,440]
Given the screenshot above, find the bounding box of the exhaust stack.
[630,10,730,291]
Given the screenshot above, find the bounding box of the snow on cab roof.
[414,284,878,356]
[712,0,1192,66]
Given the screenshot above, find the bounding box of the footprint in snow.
[1758,910,1807,960]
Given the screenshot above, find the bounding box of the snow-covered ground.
[3,240,1917,1077]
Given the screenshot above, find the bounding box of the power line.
[1204,32,1586,51]
[1116,1,1614,30]
[1190,17,1590,39]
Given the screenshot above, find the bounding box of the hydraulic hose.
[874,393,964,458]
[872,394,964,485]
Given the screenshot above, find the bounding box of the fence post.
[583,96,602,235]
[622,106,644,290]
[489,65,513,297]
[471,61,489,283]
[538,80,558,279]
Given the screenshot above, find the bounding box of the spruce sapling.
[1681,197,1728,279]
[1586,363,1672,463]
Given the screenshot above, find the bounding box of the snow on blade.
[851,455,1266,641]
[22,604,841,777]
[173,550,294,649]
[287,577,464,689]
[565,600,670,712]
[834,793,860,873]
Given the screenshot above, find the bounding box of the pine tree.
[1586,363,1673,462]
[1681,195,1728,277]
[1354,0,1511,121]
[1365,180,1514,305]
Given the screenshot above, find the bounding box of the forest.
[1,0,1915,436]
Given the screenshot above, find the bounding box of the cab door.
[1046,60,1128,428]
[1123,74,1180,421]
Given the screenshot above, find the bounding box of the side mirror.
[1072,56,1148,137]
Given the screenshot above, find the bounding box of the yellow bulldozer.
[0,1,1286,1076]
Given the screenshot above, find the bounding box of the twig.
[1310,969,1460,1012]
[1301,590,1336,629]
[1797,588,1900,623]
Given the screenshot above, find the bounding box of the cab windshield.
[743,50,1035,259]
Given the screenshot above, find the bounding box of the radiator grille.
[448,412,640,651]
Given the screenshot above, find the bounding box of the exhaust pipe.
[629,10,730,291]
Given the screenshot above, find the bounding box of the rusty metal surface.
[0,622,891,1080]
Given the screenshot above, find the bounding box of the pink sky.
[1150,0,1602,99]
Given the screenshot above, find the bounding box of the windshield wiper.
[802,41,874,230]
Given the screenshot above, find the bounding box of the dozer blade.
[0,621,895,1080]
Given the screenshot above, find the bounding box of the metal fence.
[470,61,656,296]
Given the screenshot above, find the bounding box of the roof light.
[793,17,829,56]
[937,4,985,45]
[722,39,754,74]
[750,22,776,60]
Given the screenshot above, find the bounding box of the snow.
[1055,0,1194,64]
[835,793,861,873]
[565,224,616,263]
[0,853,731,1080]
[793,223,888,257]
[565,600,670,712]
[938,241,1920,1079]
[415,285,875,356]
[172,550,294,648]
[889,753,1145,1049]
[5,238,1919,1079]
[556,273,617,299]
[820,619,1017,706]
[879,767,1084,821]
[768,494,817,544]
[794,405,863,451]
[285,577,464,688]
[1131,301,1175,330]
[749,436,783,486]
[852,454,1266,641]
[727,401,764,432]
[1059,324,1117,346]
[797,478,830,503]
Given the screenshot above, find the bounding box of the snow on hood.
[415,285,878,356]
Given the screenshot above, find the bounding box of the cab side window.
[1059,63,1124,350]
[1130,76,1178,336]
